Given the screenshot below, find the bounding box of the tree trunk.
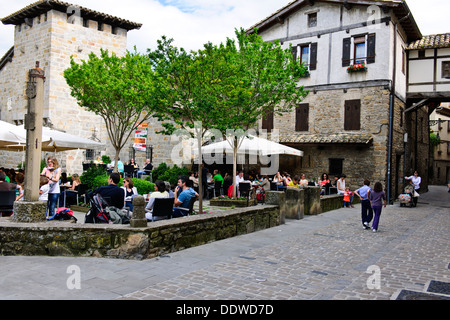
[197,133,203,214]
[114,149,120,173]
[232,136,237,198]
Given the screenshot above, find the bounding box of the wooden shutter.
[344,100,361,130]
[309,43,317,70]
[295,104,309,132]
[262,109,274,133]
[292,46,298,63]
[342,37,351,67]
[367,33,376,64]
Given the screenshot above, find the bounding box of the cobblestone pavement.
[0,186,448,300]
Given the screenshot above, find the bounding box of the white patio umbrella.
[0,120,51,148]
[0,123,103,152]
[198,135,303,157]
[41,127,104,152]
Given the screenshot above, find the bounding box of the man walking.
[354,179,373,229]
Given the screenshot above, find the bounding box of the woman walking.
[369,182,386,233]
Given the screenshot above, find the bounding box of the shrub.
[89,175,155,195]
[80,165,108,190]
[130,178,155,195]
[101,155,111,164]
[152,162,189,186]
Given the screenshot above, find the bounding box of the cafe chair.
[75,183,89,205]
[0,190,15,217]
[176,196,197,216]
[124,165,135,178]
[239,182,252,206]
[151,197,174,221]
[214,180,222,197]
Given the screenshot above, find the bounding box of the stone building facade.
[248,0,438,201]
[406,34,450,186]
[0,1,178,174]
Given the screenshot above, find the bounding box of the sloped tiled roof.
[0,46,14,72]
[246,0,422,42]
[407,33,450,50]
[1,0,142,31]
[279,133,373,145]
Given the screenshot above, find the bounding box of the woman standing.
[405,171,421,206]
[41,157,61,218]
[369,182,386,232]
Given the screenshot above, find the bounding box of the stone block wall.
[0,205,281,260]
[266,86,408,195]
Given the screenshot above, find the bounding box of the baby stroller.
[399,184,418,207]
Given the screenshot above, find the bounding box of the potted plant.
[347,63,367,73]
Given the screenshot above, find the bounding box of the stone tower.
[0,0,141,173]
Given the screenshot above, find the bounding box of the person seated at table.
[145,180,170,221]
[121,177,138,212]
[319,173,331,195]
[107,158,124,175]
[189,171,199,189]
[59,173,81,207]
[87,172,125,209]
[299,174,308,187]
[128,158,138,169]
[173,175,198,218]
[0,171,16,191]
[15,173,25,201]
[273,172,284,186]
[259,175,271,192]
[60,172,69,185]
[284,173,292,186]
[287,175,300,188]
[212,170,224,186]
[137,159,153,179]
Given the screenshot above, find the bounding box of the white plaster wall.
[261,2,394,88]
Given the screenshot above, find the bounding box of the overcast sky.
[0,0,449,58]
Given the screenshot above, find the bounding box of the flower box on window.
[347,63,367,73]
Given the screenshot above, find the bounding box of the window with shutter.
[262,109,274,133]
[342,34,376,66]
[342,37,351,67]
[295,104,309,132]
[309,43,317,70]
[329,158,344,176]
[442,61,450,78]
[344,100,361,131]
[292,46,298,63]
[367,33,376,64]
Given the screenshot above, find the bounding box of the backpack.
[105,206,131,224]
[85,193,111,224]
[48,207,77,222]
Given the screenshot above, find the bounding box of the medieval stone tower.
[0,1,143,173]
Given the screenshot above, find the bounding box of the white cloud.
[0,0,449,58]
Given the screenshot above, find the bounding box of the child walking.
[369,182,386,232]
[343,187,353,207]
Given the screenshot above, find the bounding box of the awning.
[279,133,373,145]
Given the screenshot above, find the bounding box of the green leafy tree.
[148,28,308,199]
[64,49,157,172]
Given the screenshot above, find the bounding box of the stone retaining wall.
[0,205,281,260]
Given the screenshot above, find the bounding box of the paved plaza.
[0,186,448,300]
